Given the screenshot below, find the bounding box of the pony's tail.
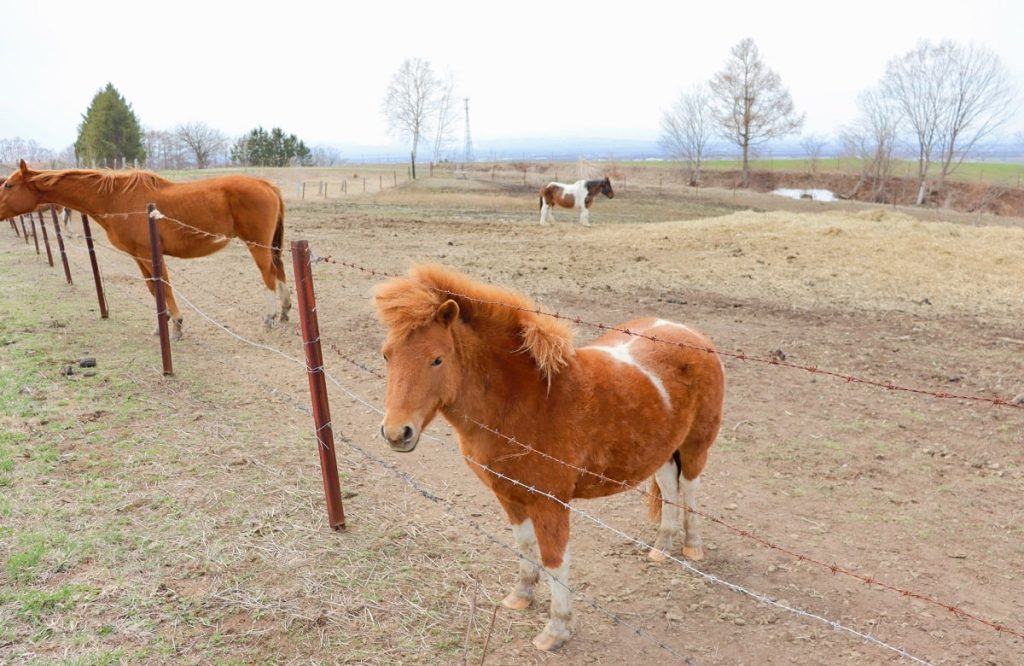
[647,477,663,524]
[538,195,543,210]
[271,189,286,282]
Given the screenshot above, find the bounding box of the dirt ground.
[1,171,1022,665]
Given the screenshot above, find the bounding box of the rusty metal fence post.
[37,211,54,267]
[49,206,72,284]
[291,239,346,530]
[8,218,16,235]
[28,213,40,255]
[81,213,108,319]
[147,203,173,376]
[20,215,29,243]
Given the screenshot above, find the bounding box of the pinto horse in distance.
[538,177,614,226]
[0,160,290,340]
[376,264,724,651]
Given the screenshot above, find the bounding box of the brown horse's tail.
[647,450,681,523]
[271,187,286,283]
[539,194,543,210]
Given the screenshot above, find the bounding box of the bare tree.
[311,144,344,166]
[881,40,1014,205]
[840,88,901,201]
[0,137,53,167]
[799,134,829,174]
[432,69,458,164]
[174,121,228,169]
[709,38,805,187]
[659,84,714,185]
[382,58,439,179]
[144,128,188,170]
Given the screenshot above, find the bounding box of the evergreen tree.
[75,83,146,167]
[230,127,311,167]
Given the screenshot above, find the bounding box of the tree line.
[2,82,343,171]
[660,38,1016,203]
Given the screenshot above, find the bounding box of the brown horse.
[0,161,289,339]
[538,177,614,226]
[375,264,724,652]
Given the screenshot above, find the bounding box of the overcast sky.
[4,0,1023,152]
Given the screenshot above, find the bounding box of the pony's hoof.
[532,629,568,652]
[647,547,669,563]
[681,545,704,561]
[501,593,532,610]
[279,312,289,323]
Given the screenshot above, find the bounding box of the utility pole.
[463,97,473,165]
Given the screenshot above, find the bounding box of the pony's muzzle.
[380,421,420,453]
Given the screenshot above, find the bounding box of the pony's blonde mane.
[375,264,575,380]
[28,169,171,195]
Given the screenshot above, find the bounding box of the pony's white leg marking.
[540,202,550,225]
[533,549,574,651]
[502,519,540,609]
[648,461,680,563]
[277,281,291,322]
[263,289,278,329]
[681,475,704,560]
[579,207,590,226]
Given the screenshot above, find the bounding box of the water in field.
[772,188,837,202]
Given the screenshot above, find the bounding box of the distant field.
[622,157,1024,186]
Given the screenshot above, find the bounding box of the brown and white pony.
[0,160,289,339]
[538,177,614,226]
[375,264,724,652]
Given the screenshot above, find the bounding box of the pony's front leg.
[498,499,540,609]
[579,206,591,226]
[158,263,185,341]
[502,518,541,609]
[530,504,574,651]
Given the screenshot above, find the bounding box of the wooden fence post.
[37,212,54,267]
[81,213,109,319]
[146,203,173,376]
[49,206,72,284]
[290,239,346,530]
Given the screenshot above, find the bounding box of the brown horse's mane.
[375,264,576,380]
[27,168,172,195]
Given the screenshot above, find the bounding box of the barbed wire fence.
[4,207,1022,663]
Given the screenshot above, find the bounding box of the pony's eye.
[3,183,11,189]
[431,356,443,367]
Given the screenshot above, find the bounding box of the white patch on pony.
[586,340,671,409]
[545,548,572,621]
[654,461,680,534]
[649,318,692,333]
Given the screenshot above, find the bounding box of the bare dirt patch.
[2,173,1022,665]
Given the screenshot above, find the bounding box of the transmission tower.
[463,97,473,164]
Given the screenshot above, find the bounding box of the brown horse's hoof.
[532,630,568,652]
[501,593,532,610]
[681,545,704,561]
[647,547,669,563]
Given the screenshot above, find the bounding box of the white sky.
[3,0,1023,152]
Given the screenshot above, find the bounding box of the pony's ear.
[19,159,28,172]
[436,299,460,328]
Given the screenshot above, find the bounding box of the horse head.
[378,298,462,453]
[601,177,614,199]
[0,160,43,219]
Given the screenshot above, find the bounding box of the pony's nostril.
[379,424,387,441]
[402,425,414,442]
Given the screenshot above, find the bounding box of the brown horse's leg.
[132,258,183,341]
[528,503,573,651]
[246,245,280,330]
[648,459,680,563]
[497,499,540,610]
[273,256,291,323]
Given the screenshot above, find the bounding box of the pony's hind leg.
[680,474,703,560]
[648,459,680,563]
[274,262,291,322]
[539,201,551,225]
